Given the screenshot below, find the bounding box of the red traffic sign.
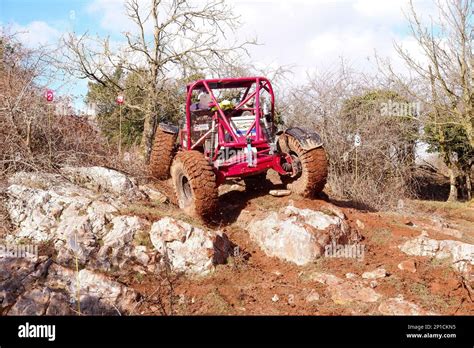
[45,89,54,102]
[116,95,124,105]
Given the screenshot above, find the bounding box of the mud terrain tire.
[278,135,328,197]
[170,151,218,220]
[149,128,177,180]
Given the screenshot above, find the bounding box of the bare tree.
[0,31,110,176]
[63,0,255,160]
[283,63,419,210]
[381,0,473,201]
[1,31,56,172]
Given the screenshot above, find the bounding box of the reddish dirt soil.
[127,171,474,316]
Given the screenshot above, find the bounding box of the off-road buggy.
[149,77,328,220]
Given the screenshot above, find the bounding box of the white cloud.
[352,0,408,20]
[307,29,381,64]
[10,21,61,47]
[87,0,174,35]
[6,0,436,83]
[231,0,436,79]
[87,0,132,33]
[83,0,434,80]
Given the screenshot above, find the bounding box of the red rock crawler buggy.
[149,77,328,220]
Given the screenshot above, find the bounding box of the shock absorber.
[209,119,216,162]
[246,136,256,167]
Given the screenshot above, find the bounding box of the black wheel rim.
[290,152,302,179]
[179,173,193,206]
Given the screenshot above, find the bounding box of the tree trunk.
[25,120,31,150]
[447,167,458,202]
[466,170,472,201]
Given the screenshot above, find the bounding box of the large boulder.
[246,204,360,265]
[150,217,233,275]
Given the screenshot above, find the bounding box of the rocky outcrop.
[60,166,144,200]
[246,204,360,265]
[4,169,237,278]
[0,256,46,312]
[399,232,474,274]
[378,295,438,315]
[96,216,151,270]
[305,271,438,315]
[139,184,168,203]
[306,271,381,305]
[2,167,459,316]
[150,217,233,275]
[5,171,155,272]
[6,172,119,242]
[1,256,139,315]
[362,268,388,280]
[8,287,52,316]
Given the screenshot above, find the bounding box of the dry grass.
[0,182,12,239]
[133,229,154,249]
[412,200,474,222]
[409,281,456,312]
[370,227,393,246]
[203,289,234,315]
[120,202,165,221]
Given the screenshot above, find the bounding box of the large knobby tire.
[278,135,328,197]
[170,150,218,220]
[149,128,177,180]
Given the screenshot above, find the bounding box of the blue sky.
[1,0,81,24]
[1,0,112,36]
[0,0,436,111]
[1,0,127,109]
[0,0,132,46]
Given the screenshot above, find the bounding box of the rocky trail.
[0,167,473,316]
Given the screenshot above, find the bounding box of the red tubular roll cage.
[182,77,288,184]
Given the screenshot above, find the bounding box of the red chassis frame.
[181,77,290,186]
